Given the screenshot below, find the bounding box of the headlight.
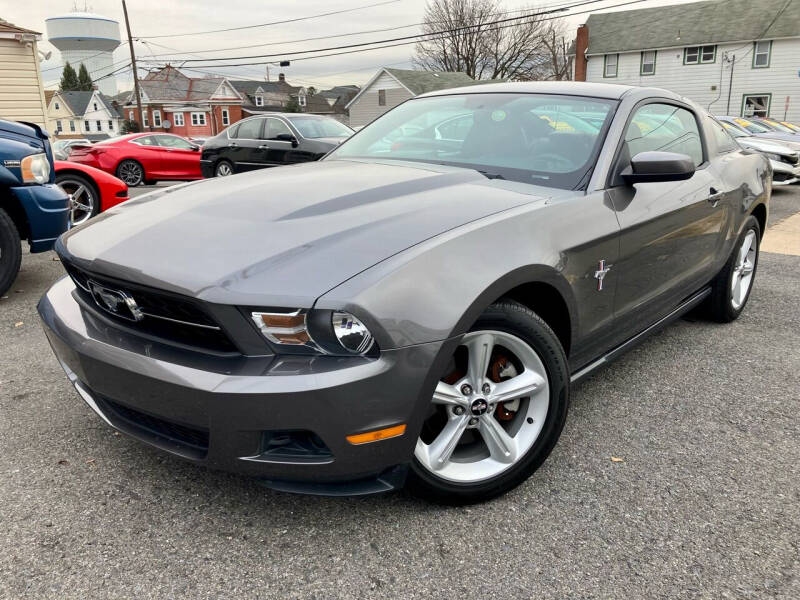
[331,311,374,354]
[763,152,782,162]
[250,309,376,356]
[20,153,51,184]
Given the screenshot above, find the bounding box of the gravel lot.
[1,185,798,599]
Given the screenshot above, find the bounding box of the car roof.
[417,81,685,101]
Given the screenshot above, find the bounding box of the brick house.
[121,66,243,138]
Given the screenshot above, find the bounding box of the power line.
[152,0,650,70]
[136,0,403,39]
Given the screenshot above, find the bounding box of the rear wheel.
[406,300,570,504]
[0,208,22,296]
[215,160,233,177]
[708,215,761,322]
[116,159,144,187]
[55,173,99,226]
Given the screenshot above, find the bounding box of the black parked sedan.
[201,113,352,177]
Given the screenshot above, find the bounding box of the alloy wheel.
[58,178,95,226]
[216,162,232,177]
[118,161,143,186]
[414,330,549,483]
[731,230,756,310]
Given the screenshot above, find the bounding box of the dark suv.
[0,119,69,294]
[201,113,352,177]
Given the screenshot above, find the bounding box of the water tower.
[46,12,121,96]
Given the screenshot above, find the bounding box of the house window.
[173,112,184,126]
[603,54,618,78]
[84,120,90,131]
[684,45,716,64]
[255,95,264,107]
[143,111,149,127]
[191,112,207,126]
[153,110,162,127]
[378,89,386,106]
[108,120,113,130]
[69,120,75,132]
[640,50,656,76]
[55,101,60,110]
[298,93,306,108]
[742,94,771,118]
[128,110,134,121]
[56,120,63,132]
[753,41,771,68]
[96,120,102,131]
[93,102,98,111]
[221,108,230,126]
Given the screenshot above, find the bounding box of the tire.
[116,159,144,187]
[406,300,570,504]
[707,215,761,322]
[0,208,22,297]
[55,173,100,226]
[215,160,234,177]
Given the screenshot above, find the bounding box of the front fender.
[10,184,70,252]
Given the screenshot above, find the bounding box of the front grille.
[99,396,209,458]
[63,260,238,354]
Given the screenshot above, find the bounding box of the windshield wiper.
[477,170,505,180]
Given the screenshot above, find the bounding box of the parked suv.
[201,113,352,177]
[0,119,69,295]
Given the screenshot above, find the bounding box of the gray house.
[346,68,476,128]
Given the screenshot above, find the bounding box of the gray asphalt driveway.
[1,186,798,599]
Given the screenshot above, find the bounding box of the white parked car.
[717,118,800,186]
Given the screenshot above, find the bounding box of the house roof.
[58,91,120,118]
[45,90,57,106]
[384,68,475,95]
[0,17,40,35]
[585,0,800,55]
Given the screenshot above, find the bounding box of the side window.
[266,118,292,139]
[134,135,157,146]
[708,119,739,154]
[233,118,264,139]
[624,103,703,167]
[157,135,193,149]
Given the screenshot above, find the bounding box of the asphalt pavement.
[1,185,798,599]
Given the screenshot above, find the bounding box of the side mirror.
[190,145,199,151]
[621,151,695,184]
[276,133,298,147]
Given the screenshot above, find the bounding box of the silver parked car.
[716,118,800,186]
[52,138,91,160]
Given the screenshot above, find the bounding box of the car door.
[128,135,167,178]
[607,101,728,341]
[228,117,267,172]
[257,117,296,166]
[154,134,201,178]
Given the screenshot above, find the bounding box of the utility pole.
[725,54,735,115]
[122,0,147,131]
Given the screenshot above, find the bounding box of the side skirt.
[570,287,711,385]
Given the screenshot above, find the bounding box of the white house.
[346,68,476,128]
[46,90,122,140]
[572,0,800,122]
[0,18,48,129]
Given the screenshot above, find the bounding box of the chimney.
[574,24,589,82]
[278,73,285,82]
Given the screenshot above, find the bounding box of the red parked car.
[68,133,203,187]
[54,161,129,226]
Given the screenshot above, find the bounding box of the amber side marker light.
[346,424,407,445]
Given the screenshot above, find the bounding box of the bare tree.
[413,0,569,81]
[539,21,572,81]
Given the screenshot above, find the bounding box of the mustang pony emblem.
[594,260,612,291]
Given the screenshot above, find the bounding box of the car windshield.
[287,117,353,139]
[53,140,69,151]
[732,117,771,133]
[327,93,617,189]
[760,119,796,133]
[720,122,748,138]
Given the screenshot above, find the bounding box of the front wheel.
[707,215,761,322]
[0,208,22,296]
[116,159,144,187]
[406,300,570,504]
[55,173,99,226]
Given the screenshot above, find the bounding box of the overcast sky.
[14,0,696,93]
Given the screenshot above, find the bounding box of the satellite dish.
[162,120,171,129]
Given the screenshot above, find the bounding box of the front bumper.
[769,159,800,185]
[200,159,214,178]
[38,276,454,494]
[11,184,70,252]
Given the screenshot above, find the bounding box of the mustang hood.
[58,160,548,306]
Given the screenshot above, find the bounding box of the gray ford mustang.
[39,82,769,504]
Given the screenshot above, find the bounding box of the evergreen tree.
[77,63,93,91]
[285,97,300,113]
[59,62,79,91]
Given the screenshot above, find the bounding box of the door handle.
[258,144,268,150]
[708,187,724,206]
[228,142,237,147]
